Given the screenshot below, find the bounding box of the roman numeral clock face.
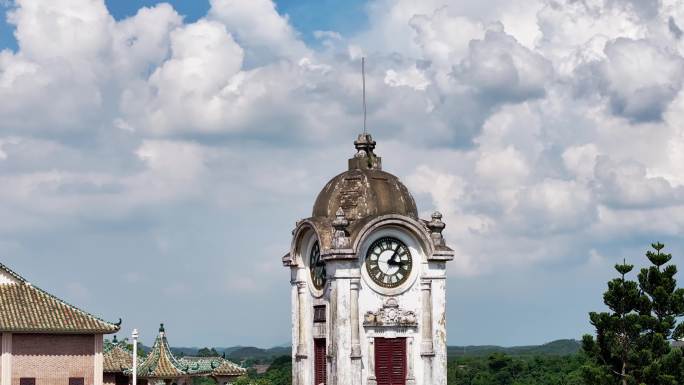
[309,240,326,290]
[365,237,413,288]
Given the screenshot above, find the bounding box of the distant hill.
[447,339,581,358]
[165,339,581,362]
[225,346,291,361]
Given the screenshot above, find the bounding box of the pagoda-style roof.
[104,336,134,373]
[133,324,188,378]
[127,324,246,379]
[181,356,247,376]
[0,262,121,334]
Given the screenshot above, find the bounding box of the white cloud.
[126,19,245,134]
[600,38,684,122]
[562,144,600,180]
[594,156,684,208]
[384,66,430,91]
[456,27,553,102]
[475,146,530,187]
[208,0,308,64]
[4,0,684,345]
[8,0,113,62]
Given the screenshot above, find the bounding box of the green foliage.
[583,243,684,385]
[196,347,221,357]
[447,353,587,385]
[447,339,581,358]
[192,377,216,385]
[231,355,292,385]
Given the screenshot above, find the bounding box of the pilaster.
[367,337,377,385]
[350,279,362,358]
[328,280,338,385]
[295,281,308,385]
[94,335,103,385]
[407,337,416,385]
[350,279,362,385]
[295,281,308,358]
[1,333,11,385]
[420,279,434,356]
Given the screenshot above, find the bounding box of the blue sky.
[2,0,684,348]
[1,0,368,50]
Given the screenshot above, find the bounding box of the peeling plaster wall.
[290,221,450,385]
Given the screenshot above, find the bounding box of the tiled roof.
[181,357,247,376]
[104,337,134,373]
[133,325,187,378]
[211,359,247,376]
[128,324,246,379]
[0,262,121,334]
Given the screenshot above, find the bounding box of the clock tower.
[283,134,454,385]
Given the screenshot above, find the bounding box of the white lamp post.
[132,329,138,385]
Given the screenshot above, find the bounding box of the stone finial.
[332,207,350,249]
[350,133,382,170]
[159,323,165,333]
[427,211,446,247]
[354,133,376,157]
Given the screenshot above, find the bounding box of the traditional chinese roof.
[181,356,247,376]
[104,336,134,373]
[0,262,121,334]
[129,324,246,379]
[133,324,187,378]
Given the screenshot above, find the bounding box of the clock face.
[365,237,413,288]
[309,240,326,290]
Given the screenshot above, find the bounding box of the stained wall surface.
[11,334,95,385]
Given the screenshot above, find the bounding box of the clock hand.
[387,245,401,266]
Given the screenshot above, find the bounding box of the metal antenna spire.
[362,57,367,134]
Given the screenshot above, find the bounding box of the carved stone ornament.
[332,207,350,249]
[363,298,418,327]
[427,211,446,247]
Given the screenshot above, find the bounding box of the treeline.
[226,242,684,385]
[231,355,292,385]
[448,353,586,385]
[227,353,588,385]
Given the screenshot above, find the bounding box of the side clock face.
[309,240,326,290]
[365,237,413,288]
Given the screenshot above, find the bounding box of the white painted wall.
[289,220,450,385]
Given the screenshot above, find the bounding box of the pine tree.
[583,243,684,385]
[582,259,645,385]
[635,243,684,384]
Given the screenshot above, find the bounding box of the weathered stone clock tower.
[283,134,454,385]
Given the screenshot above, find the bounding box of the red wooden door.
[314,338,327,385]
[375,337,407,385]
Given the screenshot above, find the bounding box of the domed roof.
[312,134,418,222]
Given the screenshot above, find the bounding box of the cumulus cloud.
[600,38,684,122]
[455,26,553,103]
[4,0,684,345]
[208,0,308,64]
[126,20,245,134]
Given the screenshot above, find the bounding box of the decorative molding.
[363,298,417,328]
[426,211,446,247]
[332,208,350,249]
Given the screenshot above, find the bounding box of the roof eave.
[0,327,121,334]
